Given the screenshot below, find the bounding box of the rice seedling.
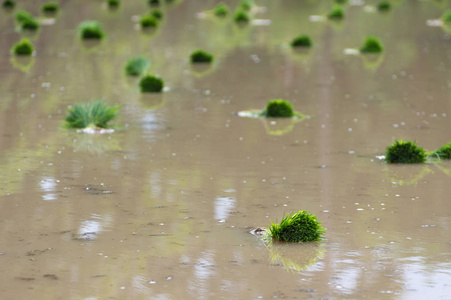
[15,10,33,23]
[21,18,39,30]
[78,21,105,39]
[139,75,164,93]
[267,211,326,243]
[150,8,163,20]
[335,0,348,4]
[239,0,253,11]
[442,10,451,23]
[290,35,312,47]
[428,143,451,159]
[11,38,34,55]
[262,99,294,118]
[377,1,391,11]
[385,140,426,163]
[360,36,384,53]
[140,15,158,28]
[327,5,344,20]
[2,0,15,9]
[214,3,229,17]
[107,0,120,8]
[148,0,160,6]
[233,7,250,23]
[125,56,150,76]
[42,2,59,13]
[65,101,120,129]
[190,49,214,63]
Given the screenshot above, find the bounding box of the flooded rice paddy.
[1,0,451,299]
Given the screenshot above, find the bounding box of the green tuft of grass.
[148,0,160,6]
[442,10,451,23]
[15,10,33,23]
[78,21,105,39]
[291,35,312,47]
[360,36,384,53]
[239,0,253,11]
[2,0,15,8]
[377,1,391,12]
[42,2,58,13]
[262,99,294,118]
[149,8,163,20]
[65,101,120,129]
[268,211,326,243]
[140,15,158,28]
[214,3,229,17]
[327,5,345,20]
[11,38,34,55]
[21,18,39,30]
[385,140,426,164]
[125,56,150,76]
[139,75,164,93]
[190,49,214,63]
[233,7,250,23]
[428,143,451,159]
[107,0,120,8]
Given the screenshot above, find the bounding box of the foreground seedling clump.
[65,101,120,133]
[79,21,105,39]
[291,35,312,47]
[385,140,426,164]
[262,99,295,118]
[267,211,326,243]
[125,57,150,76]
[360,36,384,53]
[429,143,451,159]
[140,75,164,92]
[190,49,214,63]
[11,38,34,55]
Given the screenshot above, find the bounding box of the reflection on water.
[39,176,58,200]
[266,242,325,273]
[214,195,236,220]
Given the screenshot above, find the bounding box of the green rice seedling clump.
[233,8,250,23]
[268,211,326,243]
[42,2,59,13]
[125,56,150,76]
[335,0,348,4]
[140,75,164,93]
[21,18,39,30]
[148,0,159,6]
[15,10,33,23]
[11,38,34,55]
[377,1,391,11]
[190,49,214,63]
[442,10,451,23]
[214,3,229,17]
[262,99,294,118]
[107,0,120,8]
[79,21,105,39]
[328,5,344,19]
[429,143,451,159]
[2,0,15,9]
[140,15,158,28]
[385,140,426,163]
[150,9,163,20]
[291,35,312,47]
[360,36,384,53]
[239,0,253,11]
[65,101,120,129]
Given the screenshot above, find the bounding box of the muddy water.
[1,0,451,299]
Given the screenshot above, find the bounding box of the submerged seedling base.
[237,109,308,120]
[76,127,115,134]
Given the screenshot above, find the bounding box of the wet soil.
[1,0,451,299]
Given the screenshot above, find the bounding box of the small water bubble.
[120,287,125,290]
[149,280,156,284]
[166,276,172,280]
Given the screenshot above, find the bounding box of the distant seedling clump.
[267,211,326,243]
[190,49,214,63]
[2,0,15,9]
[335,0,348,4]
[360,36,384,53]
[385,140,426,164]
[15,10,39,30]
[291,35,312,47]
[125,57,150,76]
[262,99,295,118]
[234,8,250,23]
[377,1,391,12]
[239,0,253,11]
[140,15,159,28]
[328,5,345,20]
[148,0,160,6]
[429,143,451,159]
[140,75,164,93]
[214,3,229,17]
[42,2,59,13]
[150,8,163,20]
[107,0,120,8]
[79,21,105,39]
[11,38,34,55]
[442,10,451,23]
[65,101,120,130]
